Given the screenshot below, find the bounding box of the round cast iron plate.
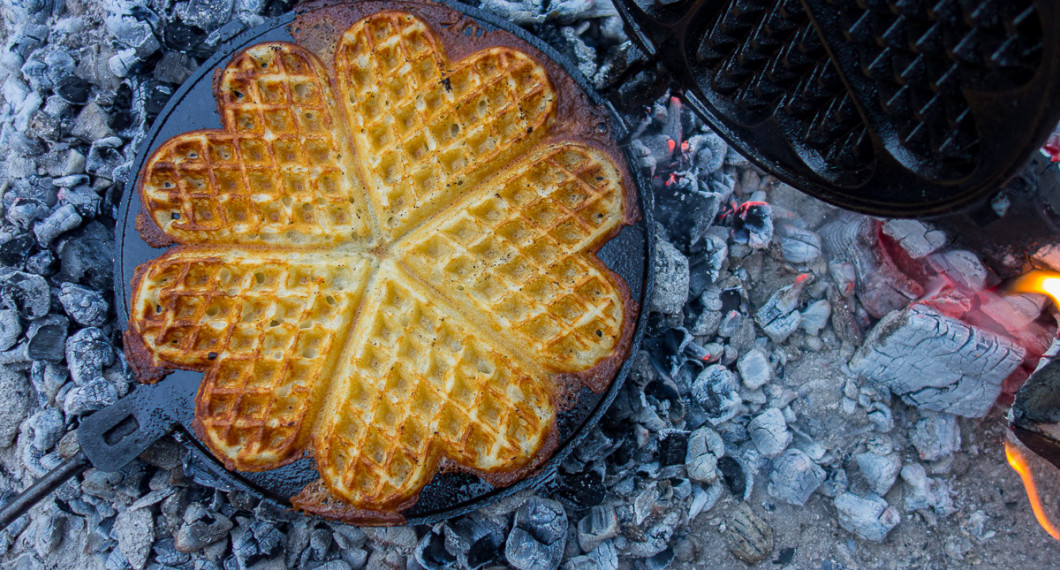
[114,0,655,524]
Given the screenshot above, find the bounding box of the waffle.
[126,5,637,523]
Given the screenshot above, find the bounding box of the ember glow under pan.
[0,0,653,527]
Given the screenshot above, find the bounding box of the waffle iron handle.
[76,372,199,472]
[0,373,200,530]
[0,451,90,530]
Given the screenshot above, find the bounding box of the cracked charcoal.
[507,497,567,570]
[685,426,724,483]
[855,452,902,497]
[851,305,1025,418]
[62,378,117,415]
[748,407,791,458]
[834,493,900,542]
[0,270,50,319]
[59,282,109,326]
[66,327,114,385]
[769,449,826,506]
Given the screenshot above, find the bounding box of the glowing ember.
[1009,270,1060,308]
[1045,133,1060,162]
[1005,438,1060,541]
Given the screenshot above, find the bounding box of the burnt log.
[851,304,1026,418]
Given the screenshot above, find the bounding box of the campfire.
[1,0,1060,568]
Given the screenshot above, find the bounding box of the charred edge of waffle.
[135,211,176,249]
[188,401,312,474]
[291,418,561,525]
[436,416,561,488]
[559,238,640,396]
[290,480,410,525]
[122,328,171,385]
[124,262,172,384]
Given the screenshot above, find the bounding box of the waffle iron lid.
[613,0,1060,217]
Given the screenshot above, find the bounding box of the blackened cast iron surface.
[612,0,1060,217]
[110,0,654,525]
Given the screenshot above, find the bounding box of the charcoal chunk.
[174,514,233,552]
[851,304,1025,417]
[54,75,91,105]
[506,497,567,570]
[0,368,32,447]
[65,327,114,385]
[57,221,114,291]
[113,506,154,570]
[58,282,109,326]
[727,503,773,564]
[834,492,900,542]
[0,310,22,351]
[26,315,68,361]
[768,449,825,506]
[0,269,50,319]
[748,408,791,458]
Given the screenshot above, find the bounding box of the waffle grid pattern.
[337,13,555,238]
[129,13,630,515]
[696,0,873,173]
[134,251,370,468]
[401,144,625,371]
[142,45,373,246]
[834,0,1042,172]
[317,272,553,505]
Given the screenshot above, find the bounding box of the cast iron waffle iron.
[0,0,652,527]
[612,0,1060,217]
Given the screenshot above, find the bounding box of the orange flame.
[1009,270,1060,308]
[1005,439,1060,541]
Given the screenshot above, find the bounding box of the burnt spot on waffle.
[127,5,638,522]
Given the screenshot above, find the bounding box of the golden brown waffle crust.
[127,0,641,525]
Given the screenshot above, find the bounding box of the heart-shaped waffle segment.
[126,7,636,522]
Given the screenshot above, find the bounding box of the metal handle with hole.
[0,374,200,530]
[76,374,198,472]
